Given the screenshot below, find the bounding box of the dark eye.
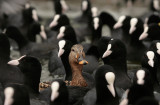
[72,49,75,51]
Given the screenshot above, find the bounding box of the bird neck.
[24,72,40,94]
[105,56,127,73]
[156,56,160,82]
[27,30,37,42]
[92,26,102,44]
[130,28,144,45]
[65,35,78,45]
[69,61,87,87]
[96,83,117,103]
[108,19,116,30]
[130,34,143,45]
[50,96,68,105]
[13,33,29,50]
[61,53,72,81]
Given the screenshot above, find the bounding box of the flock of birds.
[1,0,160,105]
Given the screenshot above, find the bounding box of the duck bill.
[78,56,88,65]
[57,33,64,39]
[143,23,147,28]
[129,26,136,34]
[148,60,154,67]
[157,49,160,55]
[51,82,60,102]
[61,0,69,11]
[78,60,88,65]
[32,10,38,22]
[58,48,65,57]
[4,98,13,105]
[119,98,129,105]
[154,0,160,10]
[25,3,30,9]
[139,32,148,40]
[113,23,122,29]
[82,1,88,11]
[94,23,99,30]
[40,31,47,40]
[137,79,144,85]
[107,84,115,97]
[18,55,26,60]
[91,7,98,17]
[51,91,59,102]
[49,21,58,28]
[7,60,19,65]
[139,26,148,40]
[4,87,14,105]
[102,50,112,58]
[2,28,6,34]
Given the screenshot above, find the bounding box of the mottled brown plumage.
[69,44,88,87]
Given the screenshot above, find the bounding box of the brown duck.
[69,44,88,87]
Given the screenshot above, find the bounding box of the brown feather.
[69,44,88,87]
